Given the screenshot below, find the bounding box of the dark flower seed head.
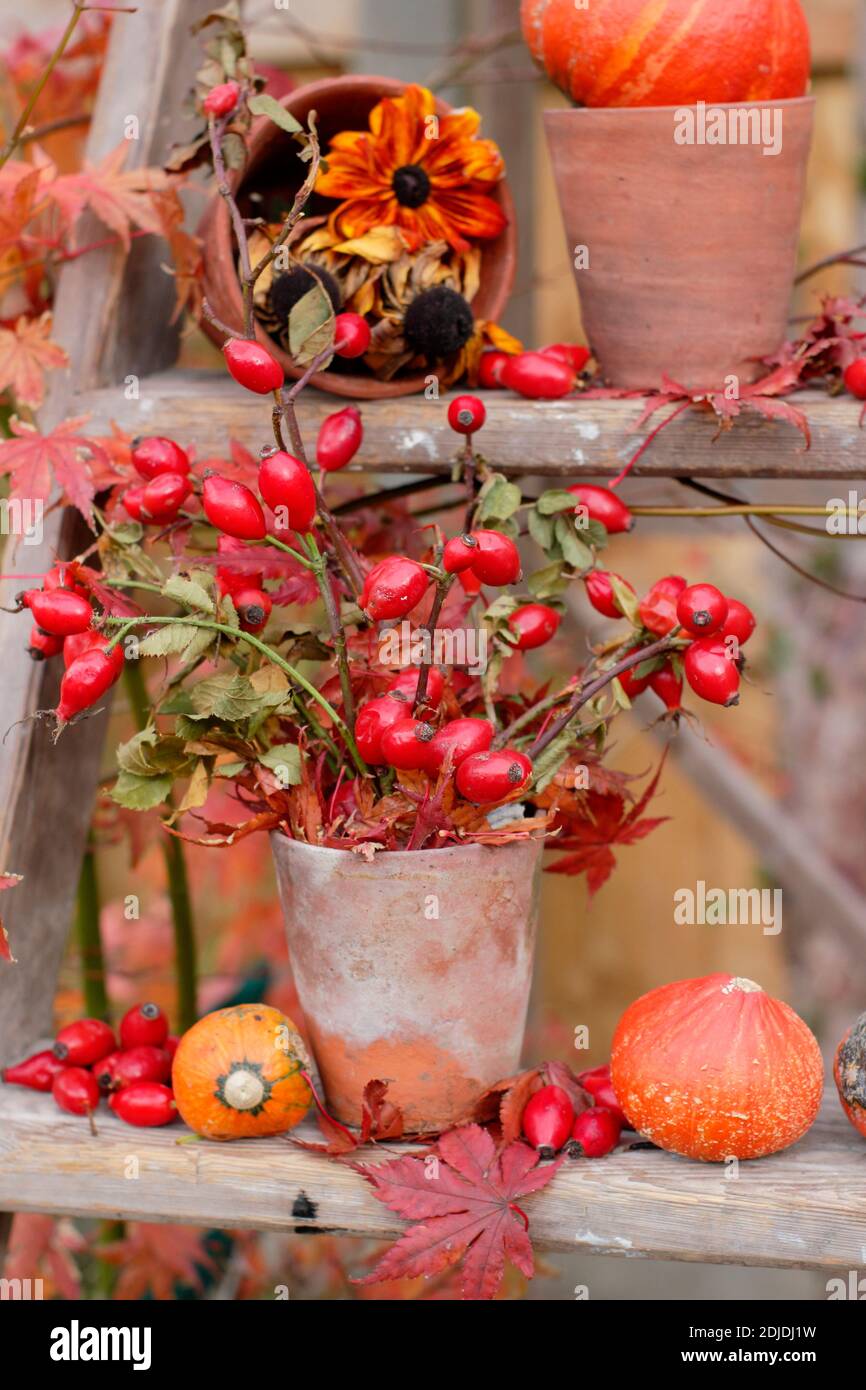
[403,286,475,363]
[392,163,431,208]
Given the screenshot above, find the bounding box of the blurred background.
[2,0,865,1300]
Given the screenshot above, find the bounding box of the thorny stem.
[493,685,577,751]
[244,124,322,307]
[529,631,681,759]
[208,112,255,337]
[109,615,368,776]
[274,387,366,597]
[124,661,198,1031]
[413,570,455,714]
[462,434,479,531]
[305,533,356,729]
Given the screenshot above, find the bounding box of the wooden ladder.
[1,0,865,1265]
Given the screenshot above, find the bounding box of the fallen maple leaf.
[0,313,67,409]
[294,1078,404,1155]
[0,872,23,963]
[0,415,112,523]
[353,1123,562,1300]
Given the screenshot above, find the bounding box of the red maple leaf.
[353,1123,562,1300]
[293,1078,404,1156]
[543,756,669,896]
[48,142,169,252]
[0,415,112,523]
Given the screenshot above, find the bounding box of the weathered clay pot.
[543,98,815,390]
[271,835,543,1131]
[199,75,517,399]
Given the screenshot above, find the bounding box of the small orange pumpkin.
[610,974,823,1162]
[834,1012,866,1139]
[173,1005,313,1140]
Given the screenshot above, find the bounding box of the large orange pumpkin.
[834,1012,866,1139]
[610,974,823,1162]
[173,1005,313,1141]
[521,0,811,108]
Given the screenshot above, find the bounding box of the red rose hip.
[258,451,316,532]
[203,475,267,540]
[52,1067,100,1118]
[360,556,430,621]
[316,407,362,472]
[684,639,741,707]
[677,583,728,637]
[53,1018,116,1066]
[119,1002,169,1050]
[508,603,561,651]
[522,1084,575,1157]
[333,312,371,359]
[223,338,284,394]
[455,748,532,803]
[447,394,486,435]
[569,484,634,535]
[131,436,190,480]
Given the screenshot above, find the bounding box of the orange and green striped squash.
[521,0,811,109]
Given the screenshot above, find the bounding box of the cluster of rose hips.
[584,566,755,710]
[12,564,125,724]
[1,1003,177,1128]
[479,342,590,399]
[355,532,533,803]
[522,1065,626,1160]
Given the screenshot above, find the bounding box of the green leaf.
[257,744,302,787]
[138,625,200,658]
[609,574,640,626]
[527,507,555,552]
[247,92,303,133]
[106,521,144,547]
[482,594,519,627]
[477,475,522,525]
[554,516,593,572]
[610,677,632,711]
[289,282,335,367]
[164,575,214,614]
[111,771,173,811]
[580,518,610,551]
[189,671,288,723]
[117,730,192,778]
[536,489,578,516]
[526,563,570,600]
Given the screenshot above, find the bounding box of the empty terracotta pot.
[199,75,517,399]
[271,835,543,1131]
[543,98,815,390]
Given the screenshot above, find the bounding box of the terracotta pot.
[271,835,543,1131]
[543,99,815,390]
[199,75,517,399]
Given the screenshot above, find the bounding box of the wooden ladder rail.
[0,0,213,1064]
